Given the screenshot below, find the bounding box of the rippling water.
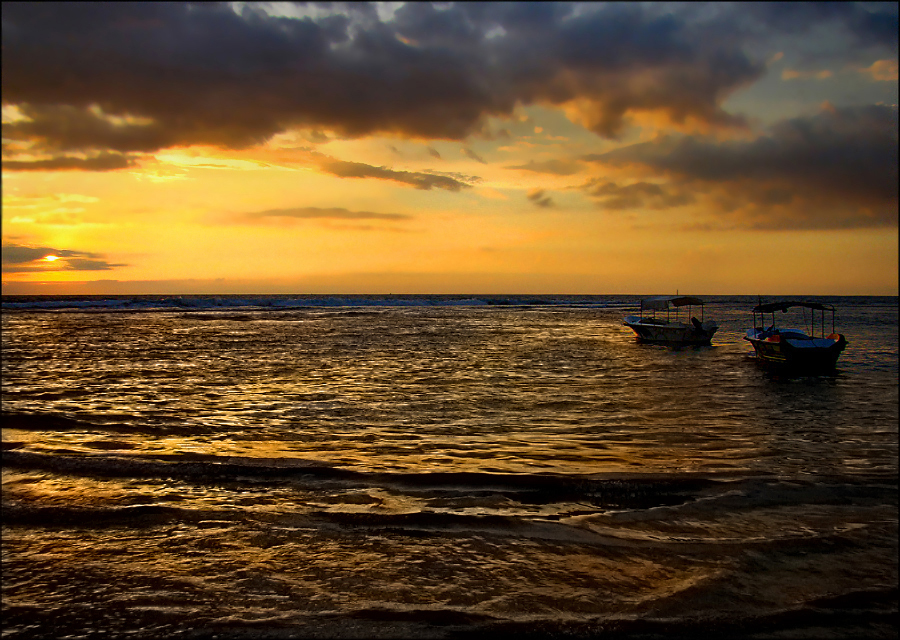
[2,294,897,639]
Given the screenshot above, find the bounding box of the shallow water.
[2,294,897,639]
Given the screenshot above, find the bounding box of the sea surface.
[2,294,897,639]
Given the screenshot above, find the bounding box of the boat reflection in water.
[745,300,848,373]
[623,296,718,346]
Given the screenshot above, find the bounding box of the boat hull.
[624,317,718,346]
[744,334,847,372]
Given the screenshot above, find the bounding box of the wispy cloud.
[318,156,477,191]
[526,189,554,208]
[257,146,480,190]
[462,148,487,164]
[507,158,584,176]
[236,206,411,224]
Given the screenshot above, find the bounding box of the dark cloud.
[2,244,126,272]
[585,104,899,229]
[5,2,895,172]
[426,145,441,159]
[3,104,168,154]
[1,1,798,170]
[738,2,898,49]
[394,1,491,48]
[3,245,76,265]
[476,3,763,136]
[2,152,139,172]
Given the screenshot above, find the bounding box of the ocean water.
[2,294,897,639]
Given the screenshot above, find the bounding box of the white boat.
[623,296,718,345]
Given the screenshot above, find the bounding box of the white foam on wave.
[2,294,625,312]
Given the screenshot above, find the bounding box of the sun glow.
[42,255,61,262]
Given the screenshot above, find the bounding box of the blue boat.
[744,301,847,371]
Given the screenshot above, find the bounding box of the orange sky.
[3,2,898,295]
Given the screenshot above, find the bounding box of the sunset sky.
[3,2,898,295]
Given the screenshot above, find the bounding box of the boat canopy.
[642,296,705,311]
[752,301,835,313]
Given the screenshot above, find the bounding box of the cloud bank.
[8,1,893,169]
[2,2,895,235]
[584,104,898,229]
